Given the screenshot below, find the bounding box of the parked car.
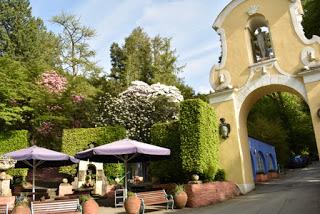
[287,155,309,168]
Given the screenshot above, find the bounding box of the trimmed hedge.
[180,99,219,180]
[60,125,126,176]
[150,121,183,182]
[0,130,29,177]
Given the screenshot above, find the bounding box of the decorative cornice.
[297,67,320,83]
[241,58,298,91]
[208,89,234,105]
[248,58,277,71]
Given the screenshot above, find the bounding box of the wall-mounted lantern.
[219,118,231,139]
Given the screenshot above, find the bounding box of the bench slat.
[31,199,80,214]
[136,190,173,206]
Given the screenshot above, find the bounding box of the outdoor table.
[129,183,152,192]
[22,186,49,201]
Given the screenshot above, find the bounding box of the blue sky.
[29,0,231,93]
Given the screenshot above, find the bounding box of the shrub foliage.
[150,99,220,182]
[0,130,29,177]
[150,121,183,182]
[180,99,219,180]
[60,126,126,176]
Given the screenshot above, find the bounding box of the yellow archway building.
[209,0,320,194]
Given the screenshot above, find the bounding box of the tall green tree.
[0,57,34,131]
[0,0,60,69]
[108,27,193,98]
[51,13,101,77]
[302,0,320,38]
[0,0,64,133]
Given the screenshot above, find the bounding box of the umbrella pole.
[33,159,36,201]
[124,156,128,200]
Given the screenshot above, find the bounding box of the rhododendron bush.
[95,81,183,142]
[38,71,67,94]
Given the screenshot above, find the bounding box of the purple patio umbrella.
[75,139,170,198]
[5,145,79,200]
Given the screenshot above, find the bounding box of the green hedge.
[180,99,219,180]
[60,125,126,176]
[0,130,29,177]
[150,121,183,182]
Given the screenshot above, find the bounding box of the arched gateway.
[209,0,320,194]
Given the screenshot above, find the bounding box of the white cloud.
[181,42,220,61]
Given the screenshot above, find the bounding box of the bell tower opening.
[247,15,275,63]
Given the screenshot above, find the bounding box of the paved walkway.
[98,162,320,214]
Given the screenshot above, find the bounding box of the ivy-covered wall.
[0,130,29,177]
[180,99,219,180]
[150,121,183,182]
[60,125,126,176]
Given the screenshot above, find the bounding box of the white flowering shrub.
[95,81,183,142]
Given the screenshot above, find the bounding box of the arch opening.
[268,154,276,171]
[239,84,318,183]
[256,151,266,174]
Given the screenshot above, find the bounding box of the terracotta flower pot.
[255,173,269,182]
[82,198,99,214]
[124,196,141,214]
[12,205,31,214]
[268,171,279,179]
[174,191,188,209]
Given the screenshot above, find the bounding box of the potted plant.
[80,194,99,214]
[173,184,188,209]
[12,196,30,214]
[124,191,140,214]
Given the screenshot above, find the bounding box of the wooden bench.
[0,204,9,214]
[31,199,82,214]
[136,190,174,214]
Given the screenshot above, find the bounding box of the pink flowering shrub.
[71,94,85,103]
[39,71,67,94]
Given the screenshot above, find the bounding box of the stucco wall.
[209,0,320,194]
[211,0,320,89]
